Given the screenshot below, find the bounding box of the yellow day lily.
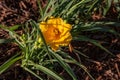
[39,17,72,51]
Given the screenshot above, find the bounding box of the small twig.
[115,63,120,77]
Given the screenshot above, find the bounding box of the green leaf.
[57,51,95,80]
[67,0,91,16]
[24,67,43,80]
[42,0,56,20]
[103,0,112,16]
[73,35,114,56]
[28,61,63,80]
[8,25,20,31]
[0,39,14,43]
[0,54,22,74]
[37,0,44,19]
[0,25,20,31]
[87,0,99,13]
[30,20,48,50]
[49,49,77,80]
[30,20,53,63]
[73,49,89,58]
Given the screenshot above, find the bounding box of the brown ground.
[0,0,120,80]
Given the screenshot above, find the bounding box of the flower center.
[54,28,60,35]
[52,28,61,40]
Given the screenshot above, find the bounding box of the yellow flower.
[39,17,72,51]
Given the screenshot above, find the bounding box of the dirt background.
[0,0,120,80]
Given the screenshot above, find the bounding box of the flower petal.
[39,17,72,51]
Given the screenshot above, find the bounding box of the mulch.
[0,0,120,80]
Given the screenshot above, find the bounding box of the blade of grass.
[87,0,99,14]
[30,20,48,51]
[58,0,74,17]
[8,31,25,50]
[30,20,53,64]
[28,61,64,80]
[66,0,91,16]
[73,49,89,58]
[63,59,95,80]
[0,39,14,43]
[0,25,20,31]
[37,0,44,19]
[103,0,112,16]
[57,51,95,80]
[49,49,77,80]
[23,67,43,80]
[42,0,56,20]
[0,53,22,74]
[73,35,114,56]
